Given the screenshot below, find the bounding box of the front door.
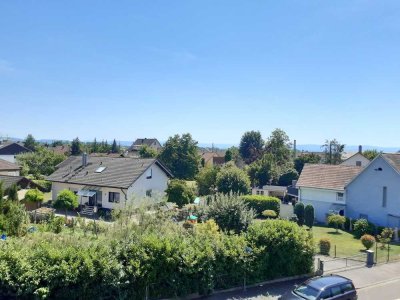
[88,194,96,206]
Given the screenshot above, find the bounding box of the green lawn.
[312,225,400,263]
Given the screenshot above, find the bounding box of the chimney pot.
[358,145,362,154]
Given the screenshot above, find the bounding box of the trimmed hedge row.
[0,219,314,299]
[241,195,280,216]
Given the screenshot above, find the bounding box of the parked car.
[280,274,357,300]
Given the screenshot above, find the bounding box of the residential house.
[47,154,173,214]
[0,141,31,163]
[0,158,21,176]
[346,153,400,227]
[297,164,363,223]
[201,151,226,167]
[252,185,287,199]
[128,138,162,152]
[47,145,71,156]
[340,146,370,167]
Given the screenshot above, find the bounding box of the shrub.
[165,179,195,208]
[207,194,255,233]
[304,204,314,228]
[241,195,280,216]
[294,202,305,226]
[361,234,375,250]
[53,190,78,219]
[262,210,277,219]
[377,228,394,249]
[327,214,345,233]
[353,219,373,238]
[32,180,52,192]
[319,238,331,255]
[50,216,65,234]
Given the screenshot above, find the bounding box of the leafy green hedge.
[241,195,280,216]
[0,219,313,299]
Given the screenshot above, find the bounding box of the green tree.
[247,153,279,187]
[158,133,200,180]
[111,139,119,153]
[196,166,219,196]
[265,128,292,167]
[304,204,315,229]
[24,134,37,151]
[0,181,3,201]
[16,146,66,179]
[224,149,232,162]
[165,179,195,207]
[4,202,29,236]
[322,139,345,165]
[71,137,82,155]
[54,189,79,219]
[216,163,250,195]
[239,131,264,164]
[139,145,158,158]
[294,202,305,226]
[327,214,345,233]
[207,194,255,234]
[24,189,44,209]
[7,183,19,201]
[51,140,64,147]
[363,149,380,161]
[278,168,299,186]
[91,138,99,153]
[294,153,321,174]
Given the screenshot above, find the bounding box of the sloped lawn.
[312,225,400,263]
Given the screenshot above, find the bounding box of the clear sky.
[1,1,400,147]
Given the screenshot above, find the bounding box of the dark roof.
[382,153,400,173]
[0,175,42,190]
[47,155,173,189]
[0,142,31,155]
[0,159,20,171]
[297,164,362,190]
[128,138,161,152]
[307,275,352,290]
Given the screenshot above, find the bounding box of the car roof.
[307,275,351,290]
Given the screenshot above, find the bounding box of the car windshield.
[293,284,319,300]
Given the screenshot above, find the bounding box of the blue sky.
[1,1,400,147]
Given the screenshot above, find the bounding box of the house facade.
[0,158,21,176]
[297,164,362,223]
[346,154,400,227]
[47,154,173,211]
[129,138,162,152]
[340,146,370,167]
[0,142,31,163]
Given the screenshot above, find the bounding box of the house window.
[146,168,152,179]
[109,192,120,203]
[382,186,387,207]
[360,214,368,220]
[146,189,152,197]
[256,191,260,195]
[337,192,344,201]
[356,161,362,166]
[260,191,264,195]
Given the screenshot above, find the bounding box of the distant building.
[0,158,21,176]
[128,138,162,152]
[201,151,225,167]
[0,141,31,163]
[340,146,370,167]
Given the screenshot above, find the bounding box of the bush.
[319,238,331,255]
[50,216,65,234]
[262,210,277,219]
[241,195,280,216]
[207,194,255,233]
[294,202,305,226]
[353,219,375,238]
[361,234,375,250]
[165,180,195,208]
[327,214,345,233]
[304,204,314,228]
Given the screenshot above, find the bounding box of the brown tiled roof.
[47,155,173,189]
[297,164,363,190]
[382,153,400,173]
[0,159,20,171]
[0,175,43,190]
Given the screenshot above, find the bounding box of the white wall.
[127,163,169,205]
[341,153,370,167]
[0,170,20,176]
[0,155,16,163]
[346,156,400,227]
[299,187,345,222]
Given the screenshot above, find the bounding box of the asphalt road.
[206,261,400,300]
